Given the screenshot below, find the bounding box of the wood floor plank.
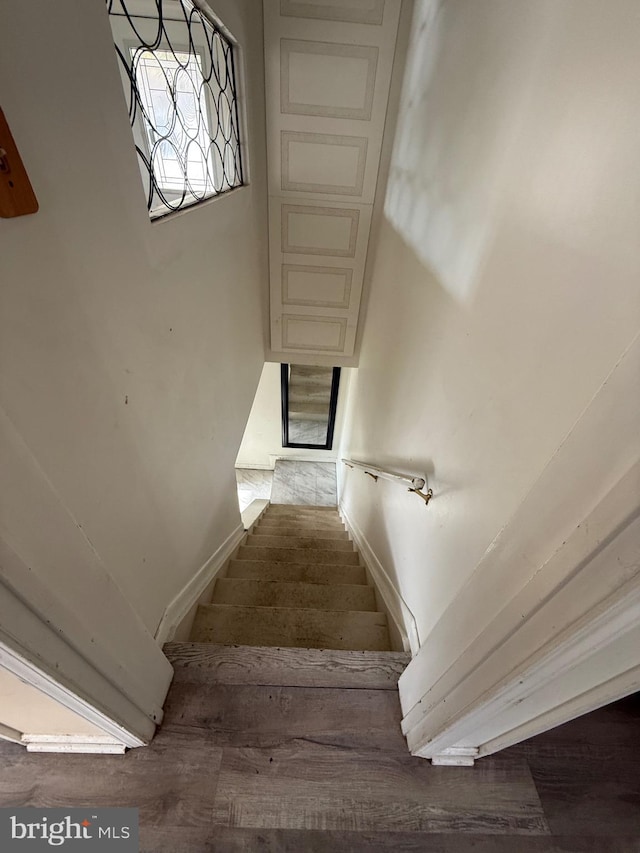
[211,745,548,834]
[201,831,640,852]
[161,683,407,751]
[0,732,222,827]
[164,643,410,689]
[514,700,640,837]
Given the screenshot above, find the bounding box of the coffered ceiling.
[263,0,403,364]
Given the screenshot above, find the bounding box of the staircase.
[189,504,393,651]
[161,502,411,821]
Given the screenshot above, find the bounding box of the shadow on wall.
[385,0,562,306]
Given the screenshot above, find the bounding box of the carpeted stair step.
[191,604,391,651]
[245,533,354,552]
[257,516,345,531]
[211,577,376,611]
[252,525,348,541]
[266,505,339,516]
[226,559,367,585]
[237,545,360,565]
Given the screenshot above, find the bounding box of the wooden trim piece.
[23,735,126,755]
[478,661,640,758]
[0,108,38,218]
[0,721,23,745]
[164,643,410,689]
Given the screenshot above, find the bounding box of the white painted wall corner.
[339,504,420,655]
[154,524,245,645]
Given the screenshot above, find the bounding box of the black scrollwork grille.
[107,0,244,219]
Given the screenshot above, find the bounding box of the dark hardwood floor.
[0,681,638,852]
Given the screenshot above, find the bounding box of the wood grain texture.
[0,730,221,826]
[1,690,638,850]
[211,746,548,833]
[162,682,407,748]
[0,108,38,217]
[194,831,640,852]
[514,695,640,837]
[164,643,409,689]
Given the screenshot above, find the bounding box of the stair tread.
[211,577,376,611]
[266,507,338,514]
[253,526,348,540]
[164,643,409,689]
[246,533,354,551]
[191,604,391,651]
[227,559,367,585]
[237,545,360,565]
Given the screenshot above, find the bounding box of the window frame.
[107,0,245,220]
[280,364,341,451]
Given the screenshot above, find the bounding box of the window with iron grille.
[107,0,244,219]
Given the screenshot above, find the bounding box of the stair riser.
[258,517,345,530]
[164,643,410,689]
[211,578,376,612]
[253,526,348,541]
[192,605,391,652]
[237,546,359,565]
[227,560,366,585]
[246,534,353,552]
[266,507,339,517]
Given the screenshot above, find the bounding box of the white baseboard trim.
[23,735,126,754]
[241,499,270,531]
[339,504,420,656]
[0,640,148,749]
[431,747,478,767]
[0,722,23,744]
[154,524,245,645]
[479,660,640,758]
[235,462,274,470]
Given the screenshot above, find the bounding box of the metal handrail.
[341,459,433,506]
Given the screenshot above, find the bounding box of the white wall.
[0,0,268,736]
[236,362,351,468]
[0,667,103,738]
[340,0,640,650]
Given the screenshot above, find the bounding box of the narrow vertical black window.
[281,365,341,450]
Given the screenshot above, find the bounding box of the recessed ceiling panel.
[282,204,360,257]
[282,264,353,309]
[280,0,386,26]
[281,40,379,120]
[282,131,368,196]
[282,314,348,352]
